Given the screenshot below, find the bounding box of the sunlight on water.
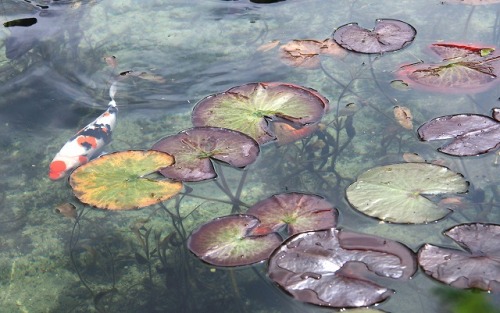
[0,0,499,312]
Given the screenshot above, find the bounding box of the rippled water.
[0,0,499,312]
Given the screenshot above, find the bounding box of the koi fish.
[49,83,118,180]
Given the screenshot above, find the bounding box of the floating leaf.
[192,82,328,144]
[69,150,183,210]
[152,127,259,182]
[393,105,413,129]
[279,38,346,69]
[268,228,416,308]
[418,108,500,156]
[188,214,282,267]
[246,193,338,237]
[346,163,468,223]
[332,19,416,54]
[397,43,500,93]
[418,223,500,292]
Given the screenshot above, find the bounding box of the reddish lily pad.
[332,19,416,54]
[69,150,183,210]
[152,127,259,182]
[418,108,500,156]
[187,214,282,267]
[279,38,346,69]
[268,228,416,308]
[397,43,500,93]
[191,82,328,145]
[418,223,500,292]
[246,193,338,237]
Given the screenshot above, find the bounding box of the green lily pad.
[346,163,468,223]
[191,82,328,144]
[69,150,183,210]
[187,214,282,267]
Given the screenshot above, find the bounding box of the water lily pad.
[417,108,500,156]
[191,82,328,144]
[279,38,346,69]
[346,163,468,223]
[152,127,259,182]
[268,228,416,308]
[69,150,183,210]
[418,223,500,292]
[188,214,282,267]
[246,193,338,237]
[397,43,500,93]
[332,19,416,54]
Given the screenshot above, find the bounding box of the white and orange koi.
[49,83,118,180]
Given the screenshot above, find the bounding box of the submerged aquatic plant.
[418,108,500,156]
[69,150,183,210]
[397,42,500,93]
[191,82,329,144]
[346,163,469,223]
[418,223,500,292]
[268,228,416,308]
[332,19,416,54]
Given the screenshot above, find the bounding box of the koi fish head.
[49,155,88,180]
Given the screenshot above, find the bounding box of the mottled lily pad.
[152,127,259,182]
[191,82,328,144]
[418,108,500,156]
[332,19,416,54]
[69,150,183,210]
[397,43,500,93]
[246,193,338,237]
[188,214,282,267]
[346,163,468,223]
[418,223,500,292]
[268,228,416,308]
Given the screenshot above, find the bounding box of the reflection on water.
[0,0,499,312]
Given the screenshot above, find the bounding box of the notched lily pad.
[418,223,500,292]
[418,108,500,156]
[69,150,183,210]
[397,43,500,93]
[346,163,468,223]
[191,82,328,144]
[246,193,338,237]
[332,19,416,54]
[152,127,260,182]
[268,228,416,308]
[187,214,282,267]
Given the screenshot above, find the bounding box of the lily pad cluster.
[187,193,338,267]
[397,42,500,93]
[268,228,416,307]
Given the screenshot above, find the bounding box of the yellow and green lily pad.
[346,163,468,223]
[191,82,328,144]
[69,150,183,210]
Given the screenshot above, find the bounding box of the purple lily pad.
[397,43,500,93]
[332,19,416,54]
[246,193,338,237]
[152,127,259,182]
[268,228,417,308]
[417,108,500,156]
[188,214,282,267]
[418,223,500,292]
[191,82,328,145]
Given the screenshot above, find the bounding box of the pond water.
[0,0,499,312]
